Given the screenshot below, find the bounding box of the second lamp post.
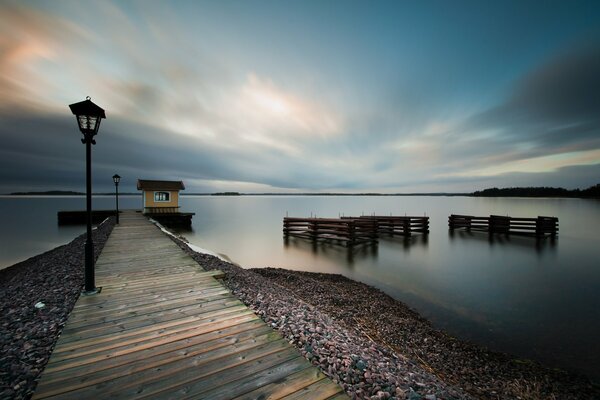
[113,174,121,224]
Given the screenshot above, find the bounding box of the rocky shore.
[0,218,115,400]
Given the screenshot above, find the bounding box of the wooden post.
[490,215,510,234]
[283,218,289,237]
[309,220,317,241]
[347,220,355,247]
[403,218,411,237]
[536,216,558,237]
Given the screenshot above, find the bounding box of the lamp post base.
[82,287,102,296]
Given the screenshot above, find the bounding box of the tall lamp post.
[113,174,121,224]
[69,97,106,295]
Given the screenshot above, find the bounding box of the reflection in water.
[448,230,557,254]
[283,236,378,266]
[378,233,429,251]
[283,232,429,265]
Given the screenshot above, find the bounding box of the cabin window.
[154,191,171,202]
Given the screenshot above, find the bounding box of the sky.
[0,0,599,193]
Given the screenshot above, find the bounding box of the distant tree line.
[472,184,600,198]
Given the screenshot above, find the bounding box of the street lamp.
[69,96,106,295]
[113,174,121,224]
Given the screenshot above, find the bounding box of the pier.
[283,215,429,246]
[448,214,558,237]
[34,211,346,399]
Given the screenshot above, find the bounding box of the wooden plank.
[77,343,298,399]
[280,378,344,400]
[35,330,280,397]
[190,356,313,400]
[70,286,228,315]
[53,309,257,353]
[231,366,328,400]
[126,349,302,400]
[63,297,242,333]
[60,303,248,340]
[44,320,270,377]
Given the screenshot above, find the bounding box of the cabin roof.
[137,179,185,191]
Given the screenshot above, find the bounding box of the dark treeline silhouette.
[473,184,600,198]
[211,192,241,196]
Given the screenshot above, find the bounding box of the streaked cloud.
[0,1,599,193]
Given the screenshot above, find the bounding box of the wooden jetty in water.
[351,216,429,237]
[34,211,346,399]
[283,217,378,246]
[283,215,429,246]
[448,214,558,237]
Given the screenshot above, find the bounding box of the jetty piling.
[356,215,430,237]
[283,215,429,246]
[448,214,558,237]
[283,217,378,246]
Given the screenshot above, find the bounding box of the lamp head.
[69,97,106,142]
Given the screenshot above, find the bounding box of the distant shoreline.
[4,184,599,198]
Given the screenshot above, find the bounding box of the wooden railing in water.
[283,217,378,246]
[352,216,429,237]
[283,215,429,246]
[448,214,558,237]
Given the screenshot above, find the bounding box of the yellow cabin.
[137,179,185,214]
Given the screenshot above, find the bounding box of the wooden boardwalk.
[34,211,346,399]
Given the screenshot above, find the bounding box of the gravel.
[0,218,115,400]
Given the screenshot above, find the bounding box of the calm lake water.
[1,195,599,381]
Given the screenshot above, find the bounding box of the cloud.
[0,2,91,111]
[380,43,600,185]
[463,44,600,160]
[0,2,598,194]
